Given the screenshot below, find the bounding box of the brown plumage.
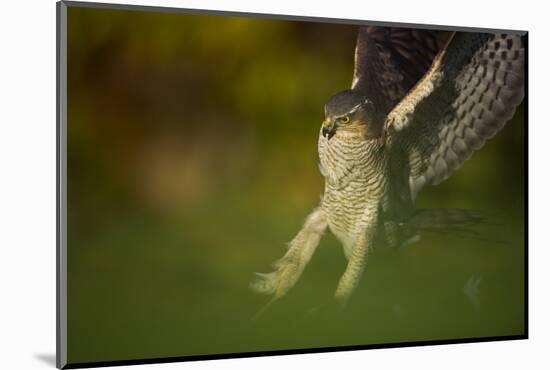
[251,27,525,308]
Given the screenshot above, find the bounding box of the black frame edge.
[523,31,529,340]
[64,335,527,369]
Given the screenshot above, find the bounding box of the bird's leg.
[334,208,378,304]
[251,207,327,301]
[384,220,400,248]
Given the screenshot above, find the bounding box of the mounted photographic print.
[57,1,527,368]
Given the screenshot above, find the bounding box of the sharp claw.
[251,296,279,321]
[464,272,483,310]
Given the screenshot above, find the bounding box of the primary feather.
[384,32,525,198]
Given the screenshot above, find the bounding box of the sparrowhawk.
[251,27,525,308]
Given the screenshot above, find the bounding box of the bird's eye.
[340,115,350,124]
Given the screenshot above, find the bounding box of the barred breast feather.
[318,130,386,255]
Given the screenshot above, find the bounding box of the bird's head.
[322,89,379,140]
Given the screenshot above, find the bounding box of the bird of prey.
[251,27,525,306]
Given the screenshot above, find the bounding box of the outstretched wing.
[352,26,445,115]
[384,32,525,199]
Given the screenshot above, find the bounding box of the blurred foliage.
[66,5,525,364]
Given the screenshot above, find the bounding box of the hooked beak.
[322,118,337,140]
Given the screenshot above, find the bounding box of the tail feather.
[409,208,508,245]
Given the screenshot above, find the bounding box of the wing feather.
[384,32,525,199]
[352,26,445,115]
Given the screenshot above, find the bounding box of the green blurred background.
[66,6,525,364]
